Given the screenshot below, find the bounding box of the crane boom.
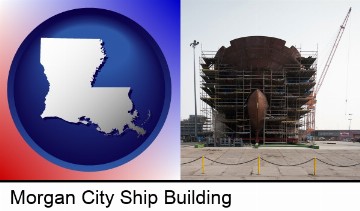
[306,7,351,133]
[315,7,351,95]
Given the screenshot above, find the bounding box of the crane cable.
[345,14,351,117]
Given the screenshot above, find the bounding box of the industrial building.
[200,36,317,144]
[181,115,210,142]
[313,130,360,141]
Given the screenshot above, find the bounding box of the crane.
[314,7,351,95]
[306,7,351,133]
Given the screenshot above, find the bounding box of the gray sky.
[181,0,360,130]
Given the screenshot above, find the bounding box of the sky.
[181,0,359,130]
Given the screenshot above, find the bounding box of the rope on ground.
[205,157,258,165]
[260,157,313,166]
[181,157,202,165]
[317,158,360,167]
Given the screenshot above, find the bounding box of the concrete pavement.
[181,141,360,180]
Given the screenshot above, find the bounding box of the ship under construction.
[200,36,317,145]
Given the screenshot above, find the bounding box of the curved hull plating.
[247,89,268,143]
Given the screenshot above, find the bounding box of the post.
[202,155,205,174]
[313,157,317,176]
[348,114,352,140]
[190,40,199,142]
[258,155,260,175]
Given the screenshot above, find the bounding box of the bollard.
[202,155,205,174]
[258,156,260,175]
[314,157,317,176]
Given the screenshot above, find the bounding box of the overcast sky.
[181,0,359,130]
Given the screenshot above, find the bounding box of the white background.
[0,182,359,210]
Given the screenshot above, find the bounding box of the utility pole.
[190,40,199,141]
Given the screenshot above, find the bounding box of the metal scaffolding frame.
[200,48,317,145]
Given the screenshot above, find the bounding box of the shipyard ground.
[181,141,360,180]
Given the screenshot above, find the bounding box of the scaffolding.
[200,44,317,145]
[180,115,210,142]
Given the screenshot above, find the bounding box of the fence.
[181,156,360,176]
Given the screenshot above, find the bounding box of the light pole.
[190,40,199,141]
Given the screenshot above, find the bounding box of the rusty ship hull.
[200,36,317,144]
[247,89,268,143]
